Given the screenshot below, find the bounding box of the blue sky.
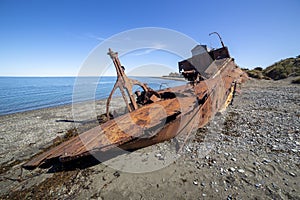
[0,0,299,76]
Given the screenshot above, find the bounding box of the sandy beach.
[0,77,299,199]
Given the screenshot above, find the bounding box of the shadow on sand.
[37,148,130,173]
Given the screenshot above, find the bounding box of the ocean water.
[0,77,185,116]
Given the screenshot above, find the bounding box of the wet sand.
[0,78,299,199]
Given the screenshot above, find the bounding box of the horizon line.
[0,75,165,78]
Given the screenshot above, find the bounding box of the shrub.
[246,70,264,79]
[254,67,263,71]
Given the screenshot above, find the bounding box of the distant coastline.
[157,76,186,82]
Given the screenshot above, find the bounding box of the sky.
[0,0,299,76]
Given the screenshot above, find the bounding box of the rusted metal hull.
[22,57,247,170]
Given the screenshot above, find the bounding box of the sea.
[0,77,185,116]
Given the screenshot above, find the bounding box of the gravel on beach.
[0,77,299,199]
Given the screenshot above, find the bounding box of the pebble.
[193,180,198,185]
[255,183,262,188]
[291,149,298,153]
[229,167,236,172]
[253,162,260,166]
[231,158,237,162]
[185,146,191,152]
[268,182,276,188]
[238,169,245,173]
[289,172,296,177]
[113,171,120,177]
[158,156,164,160]
[155,153,162,157]
[262,158,272,163]
[155,153,165,160]
[272,145,278,149]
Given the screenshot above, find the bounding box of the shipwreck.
[23,33,247,170]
